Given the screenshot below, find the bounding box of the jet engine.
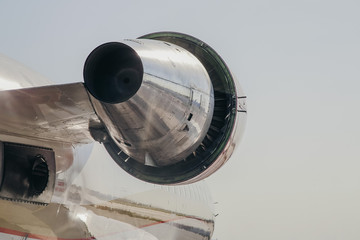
[84,32,247,184]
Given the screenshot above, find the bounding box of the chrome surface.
[0,54,99,174]
[139,32,247,184]
[0,53,99,147]
[0,83,99,145]
[82,32,247,184]
[0,32,247,186]
[0,143,214,240]
[0,52,215,239]
[0,30,247,239]
[86,39,215,167]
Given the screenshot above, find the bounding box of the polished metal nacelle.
[85,39,214,167]
[84,32,247,184]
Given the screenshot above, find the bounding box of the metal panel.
[0,83,99,145]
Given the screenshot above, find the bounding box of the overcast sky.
[1,1,360,239]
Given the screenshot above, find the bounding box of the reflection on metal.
[86,32,247,184]
[0,82,100,173]
[139,32,247,184]
[85,39,214,167]
[0,83,98,145]
[0,31,247,240]
[0,32,246,185]
[0,179,214,240]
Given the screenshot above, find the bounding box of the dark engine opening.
[84,42,144,104]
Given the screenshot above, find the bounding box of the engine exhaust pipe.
[84,42,143,104]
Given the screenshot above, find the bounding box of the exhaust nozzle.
[83,42,143,104]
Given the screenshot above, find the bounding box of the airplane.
[0,32,247,240]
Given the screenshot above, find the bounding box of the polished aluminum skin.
[0,33,247,185]
[86,39,215,167]
[0,53,214,240]
[0,54,99,174]
[138,32,247,184]
[0,32,247,239]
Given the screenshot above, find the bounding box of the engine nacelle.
[84,32,246,184]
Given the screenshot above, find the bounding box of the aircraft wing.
[0,83,99,145]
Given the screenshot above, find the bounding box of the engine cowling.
[84,32,247,184]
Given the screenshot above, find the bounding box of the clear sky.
[0,1,360,239]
